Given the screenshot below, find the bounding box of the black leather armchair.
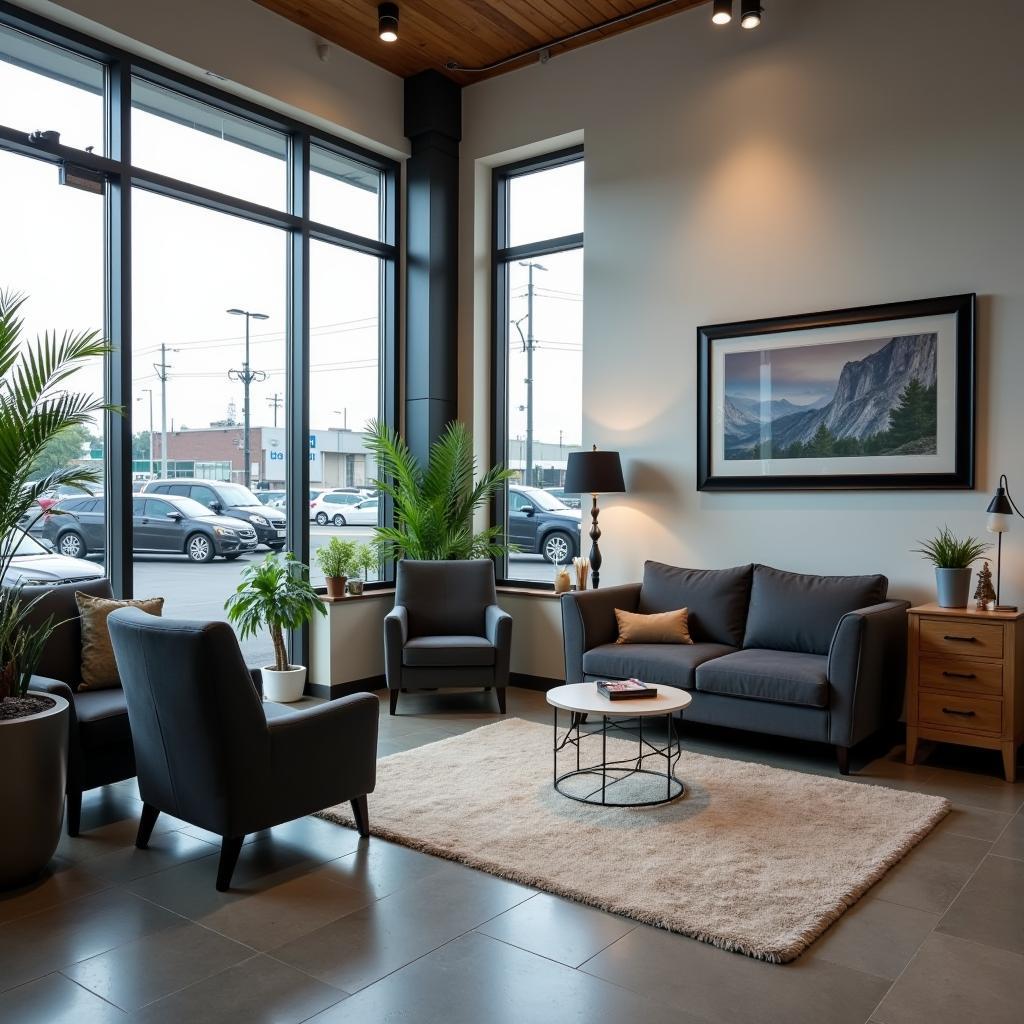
[384,560,512,715]
[24,579,135,836]
[108,607,378,891]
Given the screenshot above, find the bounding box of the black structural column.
[404,70,461,464]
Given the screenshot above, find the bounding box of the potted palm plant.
[347,542,380,596]
[914,527,990,608]
[225,552,326,702]
[315,537,358,599]
[0,290,112,887]
[365,418,515,561]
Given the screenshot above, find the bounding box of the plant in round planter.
[315,537,359,599]
[914,527,990,609]
[0,289,112,887]
[224,552,326,703]
[347,542,380,596]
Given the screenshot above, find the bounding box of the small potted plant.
[315,537,358,599]
[347,542,380,596]
[225,552,326,702]
[914,527,990,608]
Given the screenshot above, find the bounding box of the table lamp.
[563,444,625,590]
[986,474,1019,611]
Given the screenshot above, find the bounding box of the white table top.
[546,682,692,718]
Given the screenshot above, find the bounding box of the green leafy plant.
[315,537,359,580]
[365,418,516,561]
[224,552,326,672]
[354,541,379,581]
[0,290,113,704]
[914,526,990,569]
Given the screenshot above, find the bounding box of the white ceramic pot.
[262,665,307,703]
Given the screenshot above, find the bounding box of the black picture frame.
[697,293,976,491]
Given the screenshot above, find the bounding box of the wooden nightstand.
[906,603,1023,781]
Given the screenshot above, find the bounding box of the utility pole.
[152,345,175,479]
[137,388,154,474]
[227,308,269,487]
[516,261,547,487]
[267,393,282,428]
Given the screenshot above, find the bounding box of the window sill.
[496,585,561,599]
[320,587,396,604]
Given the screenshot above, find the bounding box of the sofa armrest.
[383,605,407,691]
[485,604,513,687]
[29,675,80,795]
[827,599,910,748]
[560,584,642,685]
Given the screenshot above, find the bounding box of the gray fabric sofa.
[561,561,910,772]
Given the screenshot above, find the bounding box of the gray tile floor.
[1,686,1021,1023]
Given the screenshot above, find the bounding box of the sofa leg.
[835,745,851,775]
[136,803,160,849]
[497,687,507,714]
[350,794,370,838]
[216,836,245,892]
[66,790,82,837]
[389,689,398,716]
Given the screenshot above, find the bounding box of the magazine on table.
[596,678,657,700]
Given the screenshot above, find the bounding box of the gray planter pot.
[0,691,69,889]
[935,567,972,608]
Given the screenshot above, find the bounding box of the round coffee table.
[546,682,691,807]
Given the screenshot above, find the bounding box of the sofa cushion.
[77,592,166,690]
[583,642,735,690]
[742,564,888,655]
[403,635,495,668]
[639,562,753,647]
[615,607,692,645]
[74,688,133,748]
[695,648,829,708]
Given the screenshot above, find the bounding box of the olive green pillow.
[76,592,165,691]
[615,607,693,645]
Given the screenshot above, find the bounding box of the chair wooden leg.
[389,689,398,715]
[66,790,82,837]
[835,745,850,775]
[136,803,160,849]
[350,794,370,838]
[216,836,245,892]
[496,687,507,714]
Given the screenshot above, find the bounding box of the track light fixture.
[378,3,399,43]
[711,0,732,25]
[740,0,764,29]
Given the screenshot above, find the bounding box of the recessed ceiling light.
[378,3,399,43]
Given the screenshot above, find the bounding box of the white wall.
[460,0,1024,613]
[20,0,408,158]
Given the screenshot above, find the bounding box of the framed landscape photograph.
[696,294,975,491]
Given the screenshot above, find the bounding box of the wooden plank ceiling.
[253,0,708,84]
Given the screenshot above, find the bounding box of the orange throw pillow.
[615,607,693,645]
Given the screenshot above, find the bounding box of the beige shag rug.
[317,718,949,962]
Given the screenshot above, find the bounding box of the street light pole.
[152,345,177,479]
[517,261,547,487]
[227,308,269,488]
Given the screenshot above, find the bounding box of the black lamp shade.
[564,450,625,494]
[987,487,1013,516]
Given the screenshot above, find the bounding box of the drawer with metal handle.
[918,656,1002,697]
[919,618,1004,659]
[918,691,1003,736]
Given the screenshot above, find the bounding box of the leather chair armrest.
[29,675,81,794]
[485,604,513,688]
[827,599,910,747]
[384,605,407,691]
[267,693,379,808]
[249,667,263,699]
[560,584,642,685]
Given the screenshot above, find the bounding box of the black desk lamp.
[986,474,1020,611]
[563,445,625,590]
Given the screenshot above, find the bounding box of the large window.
[0,9,398,664]
[493,149,584,585]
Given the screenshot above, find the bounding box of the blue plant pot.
[935,567,972,608]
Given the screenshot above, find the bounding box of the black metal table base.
[552,707,684,807]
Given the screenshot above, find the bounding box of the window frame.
[491,145,583,588]
[0,1,400,662]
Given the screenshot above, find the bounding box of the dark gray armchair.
[108,607,378,891]
[384,560,512,715]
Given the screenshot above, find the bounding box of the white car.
[309,490,366,526]
[341,496,380,526]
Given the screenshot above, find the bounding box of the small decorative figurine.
[974,560,997,610]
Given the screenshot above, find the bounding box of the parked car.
[508,484,581,564]
[310,490,365,526]
[256,489,286,508]
[339,496,380,526]
[544,486,582,510]
[2,530,104,586]
[141,479,286,550]
[39,494,258,563]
